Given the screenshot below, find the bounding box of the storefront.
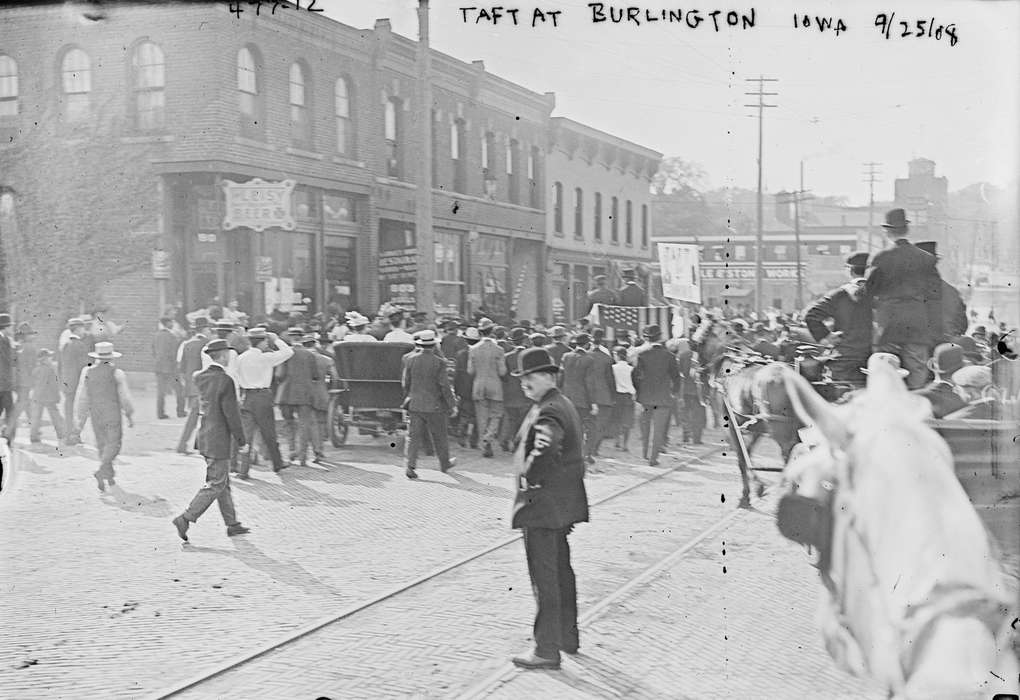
[167,173,363,320]
[699,262,807,311]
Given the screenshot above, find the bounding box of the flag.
[592,304,675,342]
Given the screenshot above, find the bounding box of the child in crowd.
[611,347,635,452]
[30,349,65,443]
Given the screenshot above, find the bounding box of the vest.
[84,362,122,424]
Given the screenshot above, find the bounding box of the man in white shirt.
[235,328,294,477]
[383,309,415,344]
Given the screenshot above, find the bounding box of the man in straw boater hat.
[865,208,943,389]
[803,251,874,387]
[172,338,251,542]
[509,346,589,670]
[401,329,457,479]
[73,341,135,492]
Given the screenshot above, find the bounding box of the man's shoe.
[236,473,251,481]
[441,458,456,473]
[158,414,169,420]
[106,475,116,486]
[405,467,418,480]
[226,524,250,537]
[312,454,326,465]
[273,464,289,473]
[93,471,105,492]
[172,515,190,542]
[562,646,579,655]
[648,459,660,467]
[585,455,596,465]
[511,652,560,670]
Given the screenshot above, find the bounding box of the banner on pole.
[658,243,701,303]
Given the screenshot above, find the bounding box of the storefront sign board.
[222,178,296,232]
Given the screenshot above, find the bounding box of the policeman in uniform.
[804,252,873,386]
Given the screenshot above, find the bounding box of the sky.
[325,0,1018,206]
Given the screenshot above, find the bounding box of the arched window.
[335,77,352,155]
[553,182,563,234]
[289,62,311,147]
[237,46,263,136]
[131,41,165,130]
[573,187,583,238]
[61,48,91,122]
[0,55,18,117]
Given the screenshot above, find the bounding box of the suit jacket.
[502,346,530,408]
[546,341,570,367]
[454,346,474,402]
[275,345,321,406]
[939,281,967,339]
[467,338,507,401]
[440,333,468,362]
[585,347,615,406]
[195,364,245,459]
[865,240,942,345]
[914,380,966,419]
[0,334,16,392]
[584,287,617,315]
[311,351,334,412]
[617,283,647,307]
[153,328,181,375]
[804,279,873,359]
[402,348,455,413]
[560,349,590,407]
[59,335,89,394]
[632,344,680,406]
[178,334,208,397]
[511,387,589,530]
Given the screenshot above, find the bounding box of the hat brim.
[511,363,560,378]
[861,367,909,377]
[88,351,122,359]
[415,340,437,346]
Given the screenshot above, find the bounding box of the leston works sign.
[700,263,806,281]
[222,178,296,232]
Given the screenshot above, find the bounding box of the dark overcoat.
[402,347,455,413]
[632,344,680,406]
[153,328,181,375]
[502,346,530,408]
[865,239,942,345]
[804,279,873,359]
[275,345,321,406]
[194,364,245,459]
[511,386,589,530]
[584,347,615,406]
[178,334,208,398]
[560,349,590,407]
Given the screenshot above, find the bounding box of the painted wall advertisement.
[378,220,418,310]
[222,178,296,232]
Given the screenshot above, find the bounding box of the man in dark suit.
[583,275,617,316]
[559,333,594,461]
[59,317,90,445]
[584,335,616,462]
[804,252,874,386]
[865,209,943,389]
[275,327,322,467]
[616,269,647,307]
[175,319,209,454]
[500,329,531,453]
[510,347,589,670]
[915,241,967,341]
[402,330,457,479]
[632,324,680,466]
[454,327,481,448]
[153,316,184,419]
[545,326,571,367]
[0,313,15,439]
[172,339,250,541]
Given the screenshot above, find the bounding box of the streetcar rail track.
[148,443,727,699]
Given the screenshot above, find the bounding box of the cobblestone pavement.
[1,383,743,699]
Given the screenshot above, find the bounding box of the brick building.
[0,4,552,369]
[545,118,661,323]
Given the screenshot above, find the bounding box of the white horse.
[781,356,1019,699]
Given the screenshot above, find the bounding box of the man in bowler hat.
[402,330,457,479]
[172,339,250,541]
[865,208,943,389]
[632,324,680,466]
[510,346,589,670]
[804,252,874,386]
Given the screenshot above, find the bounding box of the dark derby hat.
[915,241,939,258]
[509,327,528,343]
[511,347,560,377]
[285,326,304,337]
[0,313,12,328]
[642,324,662,339]
[529,332,550,347]
[574,333,592,347]
[881,208,909,229]
[621,268,636,279]
[192,317,210,330]
[846,252,869,268]
[203,338,232,355]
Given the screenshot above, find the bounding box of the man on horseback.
[804,252,873,386]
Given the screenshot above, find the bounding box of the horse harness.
[711,350,798,429]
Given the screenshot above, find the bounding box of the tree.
[650,156,707,197]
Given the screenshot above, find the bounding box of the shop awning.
[721,287,754,298]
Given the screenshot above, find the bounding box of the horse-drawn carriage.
[326,341,413,447]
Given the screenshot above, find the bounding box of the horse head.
[780,357,1019,698]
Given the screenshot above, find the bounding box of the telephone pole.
[415,0,435,318]
[791,161,813,309]
[862,162,882,253]
[745,76,778,316]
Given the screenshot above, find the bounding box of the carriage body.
[327,341,414,447]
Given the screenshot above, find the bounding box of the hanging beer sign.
[222,178,296,232]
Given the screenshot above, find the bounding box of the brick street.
[2,382,878,698]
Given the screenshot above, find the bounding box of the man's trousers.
[500,404,529,449]
[182,457,239,526]
[474,397,504,447]
[237,389,284,473]
[92,419,123,480]
[156,372,185,418]
[681,395,706,444]
[522,526,579,660]
[176,395,200,452]
[639,404,672,462]
[406,411,452,471]
[279,403,321,463]
[7,388,31,441]
[587,404,614,458]
[63,389,81,443]
[29,400,65,442]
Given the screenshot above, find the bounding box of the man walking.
[275,327,322,467]
[74,342,134,491]
[560,334,595,465]
[0,313,17,439]
[172,339,250,542]
[454,327,480,448]
[175,319,209,455]
[153,316,184,419]
[402,330,457,479]
[467,318,507,458]
[11,322,38,441]
[865,209,943,389]
[804,252,874,386]
[584,331,616,461]
[308,334,334,460]
[500,329,531,453]
[510,346,589,670]
[632,324,680,466]
[235,328,293,476]
[59,317,89,445]
[545,326,571,367]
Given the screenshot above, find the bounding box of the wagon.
[327,341,414,447]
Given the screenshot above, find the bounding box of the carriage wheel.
[328,398,349,447]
